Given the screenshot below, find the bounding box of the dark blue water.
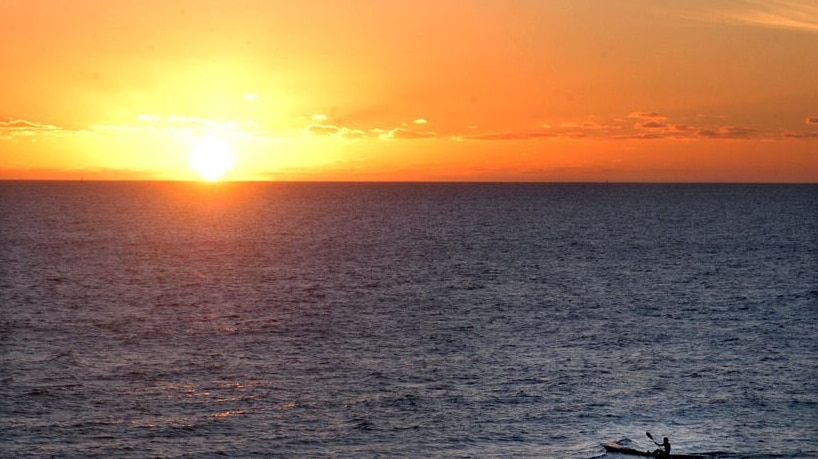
[1,182,816,459]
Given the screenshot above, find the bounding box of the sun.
[188,135,235,181]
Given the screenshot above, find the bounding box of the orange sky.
[1,0,817,182]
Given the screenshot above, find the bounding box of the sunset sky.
[1,0,817,182]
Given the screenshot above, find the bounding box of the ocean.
[1,182,816,459]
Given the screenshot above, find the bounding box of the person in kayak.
[651,436,671,457]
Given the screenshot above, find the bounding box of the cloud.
[696,126,759,139]
[557,121,620,130]
[304,124,366,139]
[736,0,818,33]
[782,131,818,139]
[459,119,635,141]
[615,133,667,140]
[672,1,818,34]
[1,117,61,131]
[0,117,71,138]
[457,131,556,141]
[304,124,341,136]
[302,121,439,141]
[459,114,780,142]
[637,121,669,129]
[380,128,437,140]
[627,112,667,120]
[806,116,818,125]
[457,120,626,141]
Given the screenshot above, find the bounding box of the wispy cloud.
[458,119,631,141]
[628,112,668,121]
[303,119,437,141]
[379,128,437,140]
[637,121,669,129]
[304,124,342,136]
[0,117,71,137]
[695,126,760,139]
[304,123,367,139]
[5,110,817,146]
[782,131,818,139]
[457,111,817,142]
[673,0,818,33]
[457,131,559,141]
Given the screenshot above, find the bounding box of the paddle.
[647,432,662,450]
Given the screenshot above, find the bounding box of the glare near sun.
[188,136,235,181]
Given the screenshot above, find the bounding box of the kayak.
[603,442,705,459]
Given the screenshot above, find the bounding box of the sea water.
[1,182,816,459]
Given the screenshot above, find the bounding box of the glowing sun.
[188,136,235,181]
